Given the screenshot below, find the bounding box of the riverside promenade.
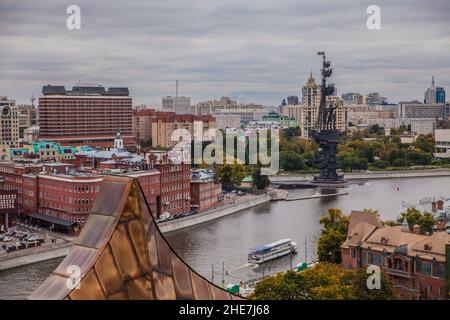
[159,193,270,233]
[270,168,450,184]
[0,241,72,272]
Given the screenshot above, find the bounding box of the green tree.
[414,134,434,153]
[252,263,396,300]
[215,164,246,188]
[317,208,349,264]
[397,207,436,234]
[280,151,305,171]
[252,167,270,190]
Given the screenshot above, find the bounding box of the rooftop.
[42,85,129,96]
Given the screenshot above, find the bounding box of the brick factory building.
[150,111,216,149]
[341,211,450,300]
[149,152,191,217]
[38,85,135,148]
[0,161,42,212]
[36,164,103,228]
[0,150,195,232]
[190,169,222,212]
[0,190,18,231]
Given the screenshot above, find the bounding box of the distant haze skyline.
[1,0,449,106]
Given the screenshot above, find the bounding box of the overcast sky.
[1,0,449,106]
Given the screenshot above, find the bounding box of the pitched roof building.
[341,210,450,300]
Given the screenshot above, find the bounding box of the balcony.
[387,268,411,278]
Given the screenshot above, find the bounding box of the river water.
[1,176,449,299]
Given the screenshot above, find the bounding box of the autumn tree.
[317,208,350,264]
[252,263,396,300]
[397,207,436,234]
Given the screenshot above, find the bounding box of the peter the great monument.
[311,51,346,186]
[29,176,241,300]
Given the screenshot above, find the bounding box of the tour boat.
[248,239,297,264]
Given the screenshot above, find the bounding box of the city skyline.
[1,0,450,106]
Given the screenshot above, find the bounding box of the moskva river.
[1,176,449,299]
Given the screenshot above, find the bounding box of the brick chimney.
[436,219,446,231]
[437,200,444,211]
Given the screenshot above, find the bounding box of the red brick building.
[0,150,193,231]
[0,190,18,231]
[149,153,190,217]
[37,171,103,227]
[341,211,450,300]
[190,169,222,212]
[0,161,42,213]
[38,85,135,147]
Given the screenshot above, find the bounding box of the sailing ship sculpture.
[29,176,241,300]
[311,52,344,183]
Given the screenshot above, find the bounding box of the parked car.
[26,236,38,242]
[2,236,12,242]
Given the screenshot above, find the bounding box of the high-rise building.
[38,85,134,148]
[287,95,299,105]
[424,76,437,103]
[300,73,347,138]
[301,73,321,138]
[342,92,363,105]
[0,96,19,147]
[365,92,382,106]
[132,109,155,145]
[162,96,191,114]
[424,76,446,104]
[436,87,446,104]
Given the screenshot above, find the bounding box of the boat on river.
[248,239,297,264]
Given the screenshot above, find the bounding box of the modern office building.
[0,96,19,147]
[398,102,447,119]
[436,87,446,104]
[38,85,135,147]
[162,96,191,114]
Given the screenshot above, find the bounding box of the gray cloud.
[0,0,449,106]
